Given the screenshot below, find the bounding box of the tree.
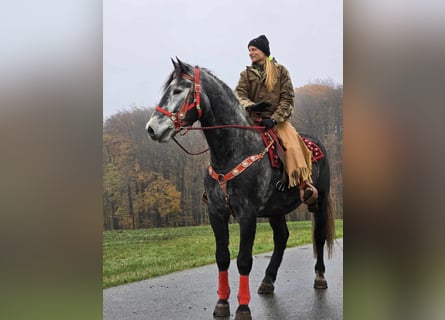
[133,166,182,228]
[103,162,125,230]
[103,109,186,229]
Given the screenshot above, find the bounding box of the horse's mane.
[200,67,241,104]
[162,71,176,92]
[200,67,229,90]
[200,67,250,121]
[163,65,232,94]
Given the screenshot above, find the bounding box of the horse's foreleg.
[209,213,231,317]
[312,195,328,289]
[258,215,289,294]
[235,218,256,320]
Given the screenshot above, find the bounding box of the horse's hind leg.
[258,215,289,294]
[209,213,231,318]
[312,193,329,289]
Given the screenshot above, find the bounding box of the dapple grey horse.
[146,59,335,320]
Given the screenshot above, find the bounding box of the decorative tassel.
[287,167,312,188]
[275,121,314,188]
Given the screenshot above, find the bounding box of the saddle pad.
[301,137,324,162]
[261,130,325,166]
[260,129,281,168]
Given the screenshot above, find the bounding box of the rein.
[173,124,266,155]
[184,124,265,131]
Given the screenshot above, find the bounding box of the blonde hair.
[264,58,278,92]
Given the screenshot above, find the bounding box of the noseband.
[155,66,202,131]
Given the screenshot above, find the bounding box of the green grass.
[103,219,343,288]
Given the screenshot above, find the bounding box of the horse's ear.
[176,57,188,73]
[171,58,178,69]
[176,57,187,73]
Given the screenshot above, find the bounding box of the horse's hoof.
[213,300,230,318]
[314,279,328,289]
[234,305,252,320]
[258,280,275,294]
[314,273,328,289]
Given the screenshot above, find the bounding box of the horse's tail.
[312,191,336,259]
[325,191,336,258]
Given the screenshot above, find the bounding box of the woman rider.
[235,35,318,205]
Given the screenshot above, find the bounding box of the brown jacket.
[235,62,295,123]
[235,62,313,187]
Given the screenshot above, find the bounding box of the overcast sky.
[103,0,343,120]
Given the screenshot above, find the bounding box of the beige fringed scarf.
[274,121,313,187]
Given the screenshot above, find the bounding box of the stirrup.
[300,182,318,205]
[275,180,286,192]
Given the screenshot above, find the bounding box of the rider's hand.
[260,118,276,129]
[250,102,272,113]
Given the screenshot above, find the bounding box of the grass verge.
[103,219,343,288]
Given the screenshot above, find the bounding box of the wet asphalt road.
[103,239,343,320]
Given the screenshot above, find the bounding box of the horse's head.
[146,58,203,142]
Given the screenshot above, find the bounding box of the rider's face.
[248,46,266,65]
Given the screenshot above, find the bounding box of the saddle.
[259,129,324,168]
[260,129,324,203]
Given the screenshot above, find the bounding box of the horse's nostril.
[147,126,154,137]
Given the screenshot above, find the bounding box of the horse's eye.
[173,89,182,95]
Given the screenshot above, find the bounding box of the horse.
[145,59,335,320]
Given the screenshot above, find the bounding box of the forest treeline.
[103,81,343,230]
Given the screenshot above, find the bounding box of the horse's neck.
[201,89,262,169]
[204,123,260,169]
[197,72,263,168]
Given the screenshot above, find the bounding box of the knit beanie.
[248,35,270,57]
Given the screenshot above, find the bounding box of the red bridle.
[153,65,266,156]
[155,66,202,131]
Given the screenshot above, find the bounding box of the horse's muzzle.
[145,119,175,142]
[146,125,156,139]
